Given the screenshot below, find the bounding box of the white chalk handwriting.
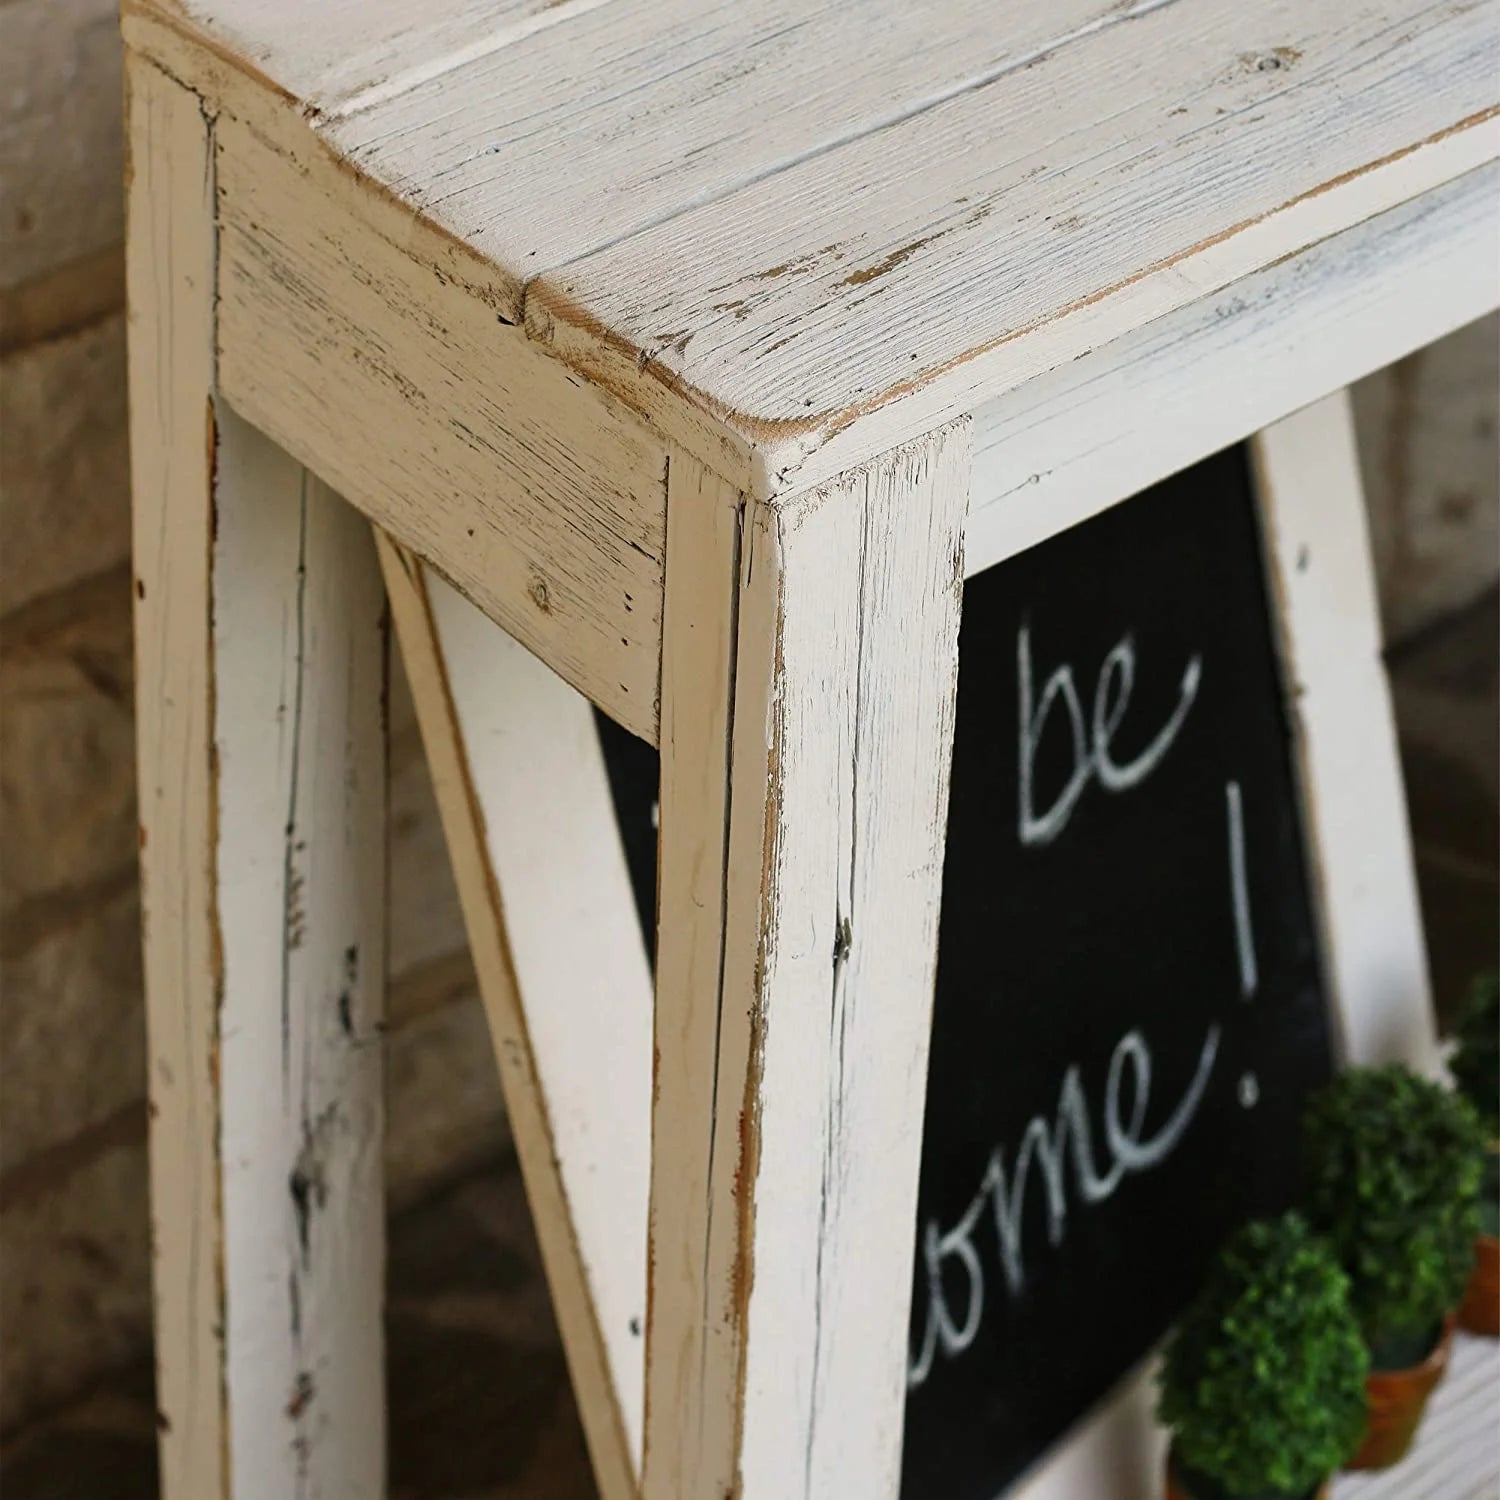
[1018,626,1202,846]
[908,1021,1220,1389]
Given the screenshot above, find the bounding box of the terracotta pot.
[1344,1316,1455,1470]
[1164,1449,1330,1500]
[1457,1233,1499,1337]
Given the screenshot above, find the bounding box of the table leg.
[377,533,648,1499]
[129,55,386,1500]
[646,422,970,1499]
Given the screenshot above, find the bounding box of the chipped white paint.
[1250,393,1437,1073]
[967,163,1500,579]
[325,0,1185,302]
[214,108,667,742]
[647,424,968,1499]
[145,0,606,115]
[377,535,649,1499]
[531,0,1499,493]
[125,0,1499,499]
[215,407,387,1500]
[128,54,385,1500]
[642,447,742,1497]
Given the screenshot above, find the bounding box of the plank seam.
[316,0,623,122]
[515,0,1180,304]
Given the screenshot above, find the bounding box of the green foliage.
[1158,1214,1368,1499]
[1451,971,1499,1137]
[1302,1064,1485,1363]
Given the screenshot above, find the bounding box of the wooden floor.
[0,1154,599,1500]
[3,591,1494,1500]
[1335,1334,1500,1500]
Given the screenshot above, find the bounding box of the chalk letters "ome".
[909,620,1232,1392]
[907,1022,1220,1390]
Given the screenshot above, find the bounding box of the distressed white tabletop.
[128,0,1498,493]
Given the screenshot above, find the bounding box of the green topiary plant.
[1159,1213,1368,1500]
[1302,1064,1486,1369]
[1451,972,1499,1138]
[1451,971,1499,1243]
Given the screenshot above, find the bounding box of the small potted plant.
[1302,1064,1485,1469]
[1158,1213,1368,1500]
[1451,972,1498,1337]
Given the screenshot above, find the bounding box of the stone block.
[0,0,123,291]
[0,315,131,619]
[1354,313,1500,644]
[0,1134,151,1431]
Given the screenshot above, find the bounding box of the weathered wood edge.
[1249,392,1437,1073]
[122,8,679,745]
[647,423,968,1497]
[121,0,1499,511]
[966,162,1500,580]
[644,447,744,1497]
[527,118,1499,500]
[129,51,388,1499]
[126,51,229,1499]
[119,0,755,491]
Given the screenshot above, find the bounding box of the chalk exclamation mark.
[1226,780,1260,1109]
[1226,780,1258,998]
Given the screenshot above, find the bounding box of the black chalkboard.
[903,444,1331,1498]
[594,710,659,946]
[593,444,1333,1500]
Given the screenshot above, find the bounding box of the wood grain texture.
[538,0,1497,493]
[644,448,743,1498]
[214,106,668,743]
[1250,393,1437,1073]
[377,533,648,1500]
[213,408,387,1500]
[128,55,386,1500]
[135,0,605,116]
[126,57,223,1496]
[967,163,1500,579]
[648,424,968,1498]
[126,0,1201,314]
[322,0,1163,308]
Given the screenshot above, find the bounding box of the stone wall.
[1,0,510,1428]
[1353,316,1500,642]
[2,0,1496,1431]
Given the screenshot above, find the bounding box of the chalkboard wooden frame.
[969,391,1438,1500]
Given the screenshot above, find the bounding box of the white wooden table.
[122,1,1500,1497]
